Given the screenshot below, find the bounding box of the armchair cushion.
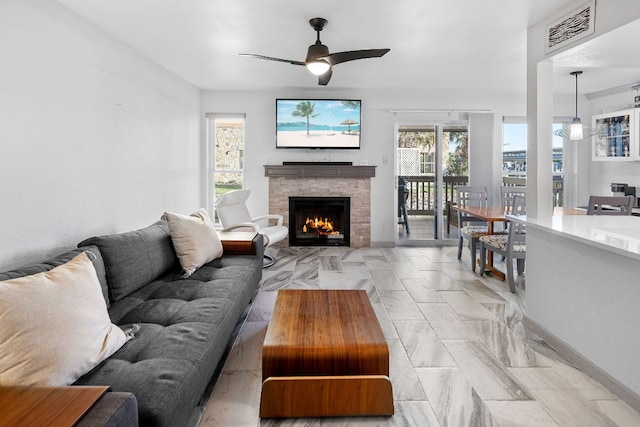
[260,224,289,247]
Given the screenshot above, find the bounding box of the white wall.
[468,113,497,202]
[588,92,640,200]
[0,1,202,270]
[526,223,640,400]
[527,0,640,213]
[202,89,524,245]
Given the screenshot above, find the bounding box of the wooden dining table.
[453,204,586,280]
[452,205,509,280]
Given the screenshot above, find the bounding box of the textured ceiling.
[55,0,637,96]
[552,19,640,96]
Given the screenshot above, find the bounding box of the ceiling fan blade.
[322,49,390,66]
[318,68,333,86]
[239,53,304,66]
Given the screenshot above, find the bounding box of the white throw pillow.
[162,208,223,278]
[0,251,128,386]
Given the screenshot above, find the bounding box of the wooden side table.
[0,385,108,427]
[217,231,259,255]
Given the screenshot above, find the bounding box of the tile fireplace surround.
[265,164,376,248]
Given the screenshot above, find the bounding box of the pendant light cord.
[574,72,579,118]
[570,70,583,119]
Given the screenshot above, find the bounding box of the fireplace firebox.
[289,197,350,246]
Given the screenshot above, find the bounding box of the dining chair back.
[586,195,634,215]
[398,177,410,233]
[479,195,526,293]
[458,186,489,209]
[456,185,489,271]
[500,186,526,214]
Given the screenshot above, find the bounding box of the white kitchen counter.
[510,213,640,407]
[507,214,640,260]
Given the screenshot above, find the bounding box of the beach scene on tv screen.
[276,99,361,148]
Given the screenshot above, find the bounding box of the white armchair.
[215,189,288,268]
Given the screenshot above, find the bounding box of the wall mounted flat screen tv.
[276,99,361,149]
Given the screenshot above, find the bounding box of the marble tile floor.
[196,246,640,427]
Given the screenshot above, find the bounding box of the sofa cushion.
[79,221,177,302]
[161,208,223,278]
[106,256,262,326]
[75,252,262,427]
[0,252,128,386]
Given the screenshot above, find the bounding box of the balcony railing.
[400,174,564,217]
[400,175,469,215]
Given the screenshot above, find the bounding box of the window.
[207,114,245,223]
[502,120,527,176]
[397,125,469,177]
[552,123,565,206]
[552,123,564,173]
[502,118,566,206]
[502,120,565,176]
[420,152,435,174]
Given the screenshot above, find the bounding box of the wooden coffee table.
[259,289,393,418]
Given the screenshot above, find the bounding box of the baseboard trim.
[394,240,457,247]
[370,241,395,248]
[524,316,640,412]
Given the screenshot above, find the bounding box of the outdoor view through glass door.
[206,114,245,224]
[396,124,469,242]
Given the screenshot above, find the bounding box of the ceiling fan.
[239,17,390,86]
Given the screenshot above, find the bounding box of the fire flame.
[303,216,340,235]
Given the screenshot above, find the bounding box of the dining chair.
[586,195,634,215]
[398,177,410,233]
[479,195,526,293]
[499,185,526,233]
[456,185,489,272]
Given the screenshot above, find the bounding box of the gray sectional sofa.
[0,220,264,427]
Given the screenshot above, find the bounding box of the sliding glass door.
[396,123,469,243]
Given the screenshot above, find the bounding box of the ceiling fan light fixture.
[306,59,330,75]
[239,17,389,86]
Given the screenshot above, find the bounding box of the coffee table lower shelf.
[260,375,393,418]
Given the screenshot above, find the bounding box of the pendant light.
[553,71,598,140]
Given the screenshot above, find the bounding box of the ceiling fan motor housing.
[306,41,329,62]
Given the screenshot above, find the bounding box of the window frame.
[205,113,246,223]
